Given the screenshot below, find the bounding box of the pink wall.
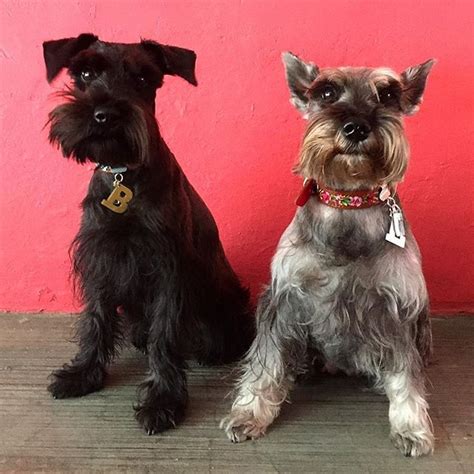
[0,0,473,314]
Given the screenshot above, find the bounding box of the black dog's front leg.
[48,302,121,399]
[134,310,188,435]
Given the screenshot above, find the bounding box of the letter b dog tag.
[101,183,134,214]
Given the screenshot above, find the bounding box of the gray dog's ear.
[43,33,98,83]
[282,52,319,115]
[400,59,435,115]
[141,40,197,86]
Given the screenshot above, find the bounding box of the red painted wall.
[0,0,473,314]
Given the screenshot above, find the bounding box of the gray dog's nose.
[342,119,371,142]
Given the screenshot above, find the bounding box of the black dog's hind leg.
[134,298,188,434]
[48,301,121,399]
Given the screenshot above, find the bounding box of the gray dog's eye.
[378,86,401,106]
[320,85,338,103]
[379,89,392,102]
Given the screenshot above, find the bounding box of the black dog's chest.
[78,178,164,287]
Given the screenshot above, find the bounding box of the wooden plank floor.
[0,314,472,473]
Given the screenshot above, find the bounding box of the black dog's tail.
[195,278,255,366]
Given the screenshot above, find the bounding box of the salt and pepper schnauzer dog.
[43,33,253,434]
[222,53,435,457]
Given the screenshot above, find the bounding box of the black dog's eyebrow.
[69,50,111,74]
[125,58,161,77]
[124,59,163,87]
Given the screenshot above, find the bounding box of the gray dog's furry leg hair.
[221,288,307,442]
[384,365,434,457]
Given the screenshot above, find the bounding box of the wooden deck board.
[0,313,472,473]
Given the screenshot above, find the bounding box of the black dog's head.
[43,33,197,166]
[282,52,434,189]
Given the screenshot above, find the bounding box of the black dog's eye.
[320,84,338,103]
[133,72,153,89]
[80,70,96,83]
[137,75,147,86]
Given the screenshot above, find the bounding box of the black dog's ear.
[43,33,99,82]
[400,59,435,115]
[141,40,197,86]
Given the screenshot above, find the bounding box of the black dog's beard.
[48,94,152,166]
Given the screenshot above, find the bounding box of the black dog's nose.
[94,108,108,124]
[342,119,371,142]
[93,107,118,124]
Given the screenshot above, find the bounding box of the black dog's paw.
[134,400,186,435]
[48,365,105,399]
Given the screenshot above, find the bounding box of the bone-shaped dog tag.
[379,184,391,202]
[101,183,133,214]
[385,210,406,248]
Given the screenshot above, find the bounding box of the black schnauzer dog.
[43,33,253,434]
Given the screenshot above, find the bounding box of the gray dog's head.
[282,53,434,189]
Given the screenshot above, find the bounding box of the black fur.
[43,34,254,434]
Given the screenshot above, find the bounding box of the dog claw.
[135,400,185,435]
[390,430,434,457]
[47,366,105,399]
[221,412,267,443]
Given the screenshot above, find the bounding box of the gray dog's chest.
[271,203,427,372]
[305,202,390,260]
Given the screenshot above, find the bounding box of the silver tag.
[385,210,406,248]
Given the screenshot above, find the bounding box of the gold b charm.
[101,173,133,214]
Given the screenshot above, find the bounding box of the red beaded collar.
[296,179,385,209]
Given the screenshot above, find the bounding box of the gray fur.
[282,52,319,116]
[400,59,436,114]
